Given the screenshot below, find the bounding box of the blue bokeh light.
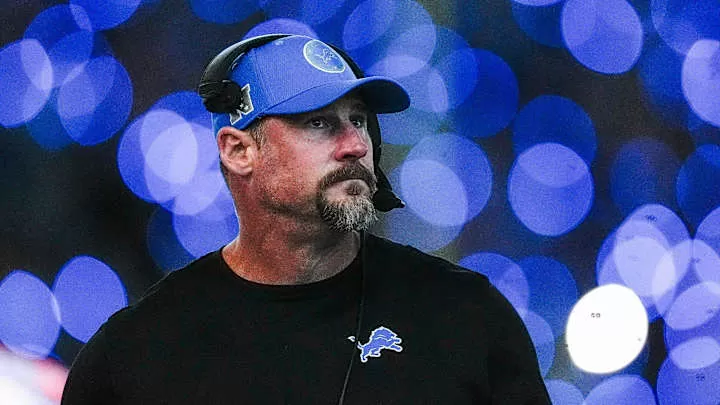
[610,137,681,215]
[402,133,493,226]
[520,256,578,336]
[696,206,720,283]
[451,50,519,139]
[57,56,133,145]
[664,281,720,333]
[520,310,556,377]
[596,205,690,319]
[70,0,142,31]
[544,379,584,405]
[508,143,594,236]
[147,206,197,272]
[459,253,529,314]
[0,271,61,359]
[190,0,261,25]
[384,168,462,252]
[343,0,402,51]
[426,27,475,112]
[657,355,720,405]
[24,92,76,150]
[676,144,720,227]
[584,374,656,405]
[118,109,188,204]
[378,24,437,78]
[244,18,318,39]
[682,39,720,128]
[561,0,643,74]
[0,39,53,128]
[512,95,597,163]
[668,336,720,371]
[52,256,127,343]
[689,240,720,286]
[24,5,96,86]
[400,159,468,226]
[260,0,346,26]
[651,0,720,55]
[118,91,217,210]
[152,91,211,127]
[511,1,565,48]
[172,186,238,258]
[637,39,689,128]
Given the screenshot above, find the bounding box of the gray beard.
[317,193,378,232]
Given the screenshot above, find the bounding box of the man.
[62,34,551,404]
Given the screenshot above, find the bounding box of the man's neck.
[221,218,361,285]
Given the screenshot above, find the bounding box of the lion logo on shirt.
[348,326,403,363]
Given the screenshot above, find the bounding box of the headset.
[197,33,404,212]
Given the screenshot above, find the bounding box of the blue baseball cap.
[211,35,410,133]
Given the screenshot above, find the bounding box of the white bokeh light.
[566,284,648,374]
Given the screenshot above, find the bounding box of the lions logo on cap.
[303,39,346,73]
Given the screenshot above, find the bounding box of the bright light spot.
[566,284,648,374]
[682,39,720,127]
[0,376,52,405]
[52,256,127,343]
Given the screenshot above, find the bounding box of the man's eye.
[351,117,366,128]
[308,118,328,128]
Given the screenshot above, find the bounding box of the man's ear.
[217,126,258,176]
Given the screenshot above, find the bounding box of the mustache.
[319,163,378,193]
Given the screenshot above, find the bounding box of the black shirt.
[62,234,551,404]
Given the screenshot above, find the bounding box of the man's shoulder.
[365,233,490,289]
[104,250,225,329]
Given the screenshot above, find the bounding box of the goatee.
[317,164,378,232]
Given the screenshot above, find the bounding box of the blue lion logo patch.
[303,39,346,73]
[348,326,403,363]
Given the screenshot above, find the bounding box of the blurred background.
[1,0,720,403]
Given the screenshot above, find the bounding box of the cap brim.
[264,76,410,116]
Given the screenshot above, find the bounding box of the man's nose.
[334,124,370,161]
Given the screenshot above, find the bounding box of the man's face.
[250,94,378,231]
